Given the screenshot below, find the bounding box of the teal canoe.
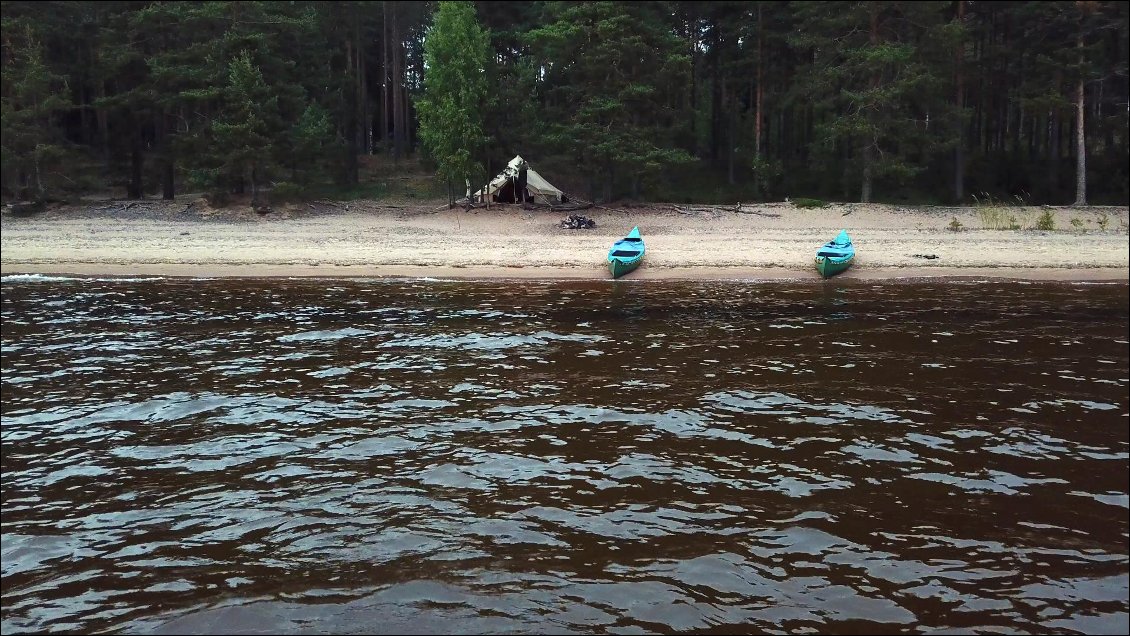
[608,226,645,278]
[815,229,855,278]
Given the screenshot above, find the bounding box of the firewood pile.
[559,214,596,229]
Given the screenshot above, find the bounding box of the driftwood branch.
[671,203,782,218]
[735,207,782,218]
[523,200,594,213]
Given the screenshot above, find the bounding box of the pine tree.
[793,1,950,203]
[208,51,280,207]
[416,1,493,207]
[0,17,71,200]
[528,1,693,201]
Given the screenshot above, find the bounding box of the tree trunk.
[344,37,359,185]
[754,3,763,166]
[1073,32,1087,206]
[382,2,390,153]
[863,3,879,204]
[603,164,613,203]
[80,85,93,146]
[158,110,174,200]
[403,77,412,157]
[94,49,109,162]
[392,3,404,162]
[1048,107,1060,199]
[128,132,143,200]
[689,18,698,154]
[727,87,736,186]
[33,155,44,200]
[17,168,30,200]
[861,142,873,204]
[710,25,722,165]
[355,19,366,155]
[954,0,965,204]
[162,160,174,200]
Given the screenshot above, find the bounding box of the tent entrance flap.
[473,155,567,204]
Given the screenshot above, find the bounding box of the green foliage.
[1036,209,1056,231]
[975,206,1008,230]
[1070,217,1083,229]
[644,159,766,204]
[792,1,954,202]
[972,192,1035,230]
[270,181,305,203]
[214,52,277,168]
[289,103,336,185]
[527,1,694,201]
[416,1,492,203]
[792,198,829,209]
[948,216,964,231]
[0,17,71,199]
[1,0,1128,208]
[1096,212,1110,231]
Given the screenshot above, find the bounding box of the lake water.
[2,275,1127,634]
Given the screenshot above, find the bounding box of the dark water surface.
[2,275,1127,635]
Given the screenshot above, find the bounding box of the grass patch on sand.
[791,197,830,209]
[972,191,1036,230]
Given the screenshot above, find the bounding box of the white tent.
[473,155,566,204]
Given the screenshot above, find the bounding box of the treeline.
[2,1,1127,206]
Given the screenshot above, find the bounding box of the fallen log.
[523,200,594,213]
[8,200,46,216]
[734,206,782,218]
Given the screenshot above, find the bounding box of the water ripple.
[2,278,1126,634]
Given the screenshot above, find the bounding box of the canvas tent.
[473,155,566,204]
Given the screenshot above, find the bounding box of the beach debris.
[6,200,46,216]
[911,253,939,260]
[560,214,596,229]
[525,200,594,212]
[674,203,780,218]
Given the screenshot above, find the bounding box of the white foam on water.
[1,274,165,283]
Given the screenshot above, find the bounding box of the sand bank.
[3,199,1127,281]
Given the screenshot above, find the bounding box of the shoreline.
[3,200,1127,282]
[3,264,1126,283]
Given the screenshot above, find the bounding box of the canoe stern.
[815,254,853,278]
[609,256,641,278]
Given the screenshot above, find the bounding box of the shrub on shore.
[792,198,829,209]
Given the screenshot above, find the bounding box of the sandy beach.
[2,198,1127,281]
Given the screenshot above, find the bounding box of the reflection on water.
[2,275,1127,634]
